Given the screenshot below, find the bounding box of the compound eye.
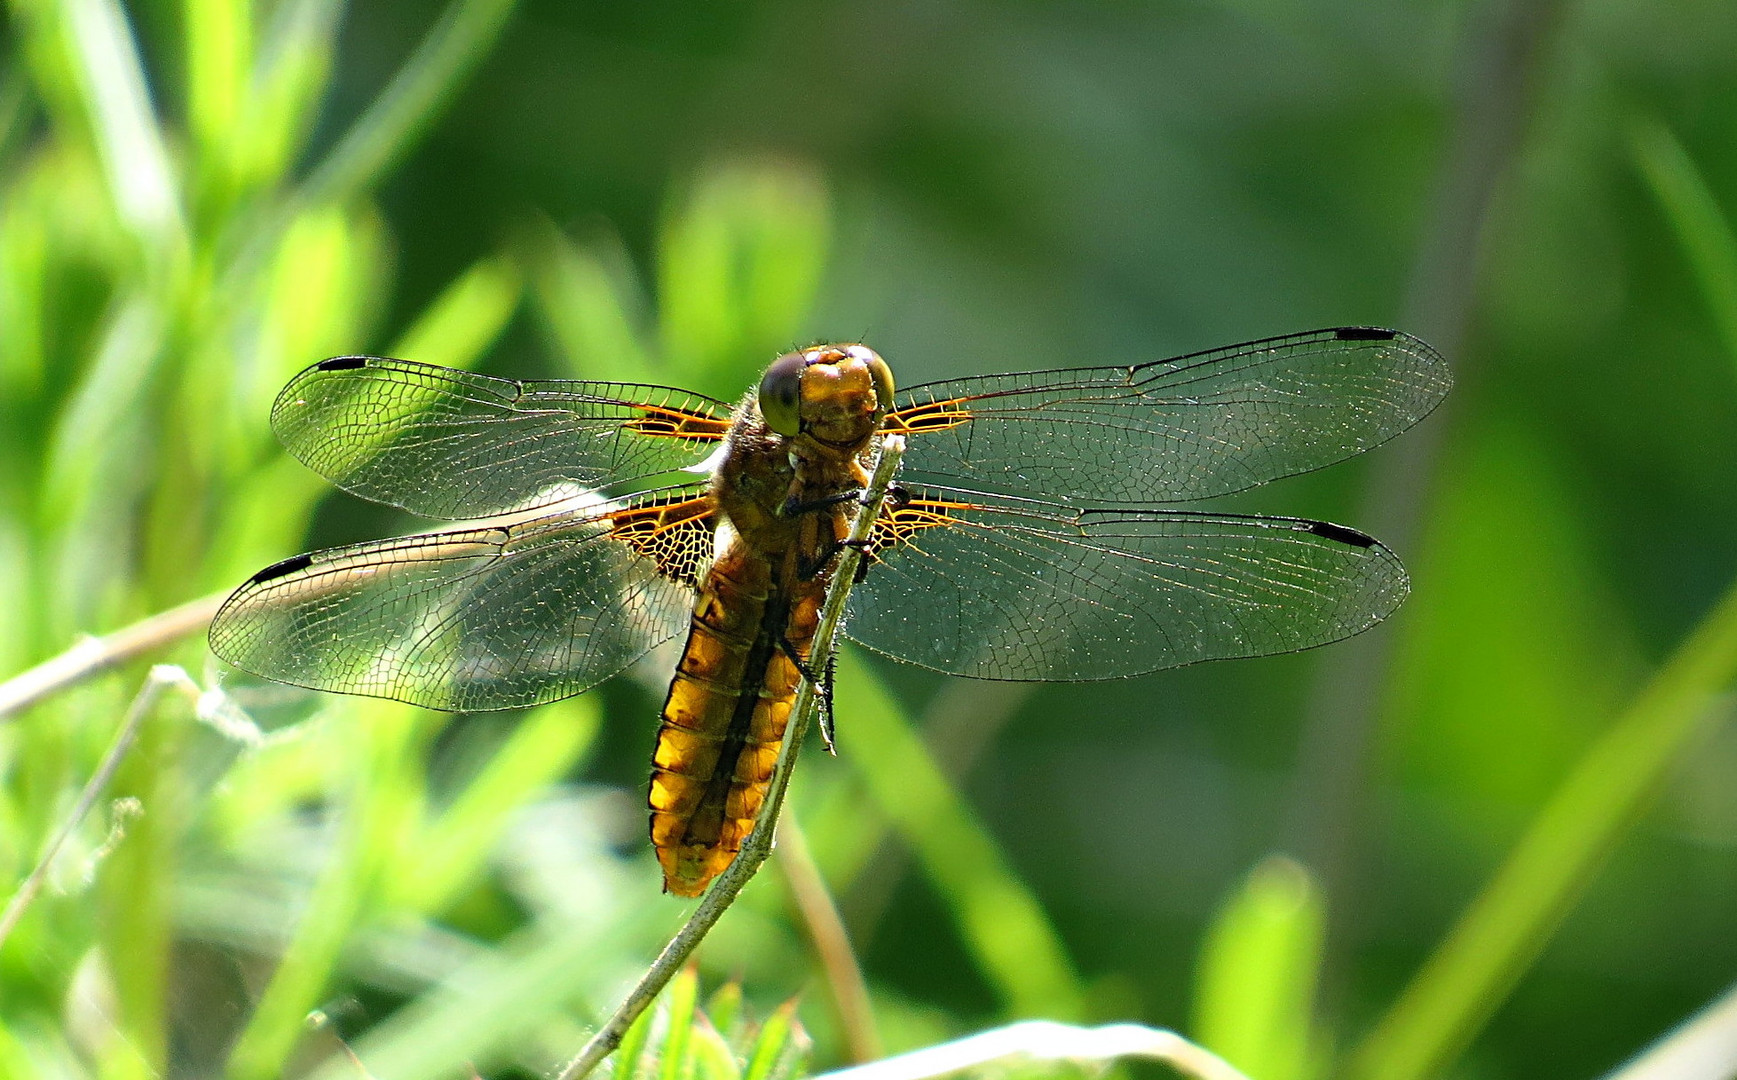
[758,353,806,436]
[864,354,895,418]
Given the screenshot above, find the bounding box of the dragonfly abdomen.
[649,544,822,896]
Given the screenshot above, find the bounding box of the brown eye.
[758,353,806,435]
[865,354,895,418]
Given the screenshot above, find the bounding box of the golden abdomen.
[649,547,823,897]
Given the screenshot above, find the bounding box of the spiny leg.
[779,636,837,754]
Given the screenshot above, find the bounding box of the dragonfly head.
[757,343,894,446]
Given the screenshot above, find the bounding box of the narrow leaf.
[1351,577,1737,1080]
[835,650,1086,1020]
[388,253,523,367]
[1192,856,1323,1080]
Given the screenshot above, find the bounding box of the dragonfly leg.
[871,482,910,508]
[780,636,837,755]
[779,488,861,519]
[836,538,877,583]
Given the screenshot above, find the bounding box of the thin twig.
[776,814,882,1064]
[809,1020,1251,1080]
[0,665,201,949]
[0,592,224,721]
[554,434,908,1080]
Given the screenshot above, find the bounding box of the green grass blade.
[296,0,519,209]
[706,982,744,1048]
[1628,116,1737,372]
[289,898,677,1080]
[183,0,251,200]
[743,999,803,1080]
[388,253,523,367]
[834,650,1085,1020]
[532,221,657,383]
[224,702,426,1080]
[93,685,190,1078]
[241,0,342,188]
[385,696,600,914]
[1349,576,1737,1080]
[659,967,702,1080]
[59,0,186,257]
[615,995,660,1080]
[1191,856,1323,1080]
[692,1019,743,1080]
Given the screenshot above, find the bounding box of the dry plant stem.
[0,665,200,950]
[0,592,224,721]
[1602,977,1737,1080]
[810,1021,1251,1080]
[776,814,882,1063]
[554,434,908,1080]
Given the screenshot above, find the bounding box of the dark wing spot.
[315,356,370,371]
[1333,326,1397,342]
[249,553,315,583]
[1307,521,1378,548]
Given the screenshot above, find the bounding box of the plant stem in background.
[777,815,882,1064]
[0,593,223,721]
[809,1021,1252,1080]
[1601,978,1737,1080]
[0,666,199,949]
[1285,0,1567,1010]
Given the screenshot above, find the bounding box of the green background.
[3,1,1736,1078]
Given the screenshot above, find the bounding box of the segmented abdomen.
[649,545,822,896]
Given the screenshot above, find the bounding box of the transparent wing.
[888,327,1450,504]
[273,357,734,519]
[209,487,717,710]
[845,488,1409,680]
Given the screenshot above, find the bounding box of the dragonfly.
[209,327,1450,896]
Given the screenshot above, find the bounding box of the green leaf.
[385,695,600,914]
[658,160,831,397]
[1192,856,1323,1080]
[388,253,523,368]
[532,221,657,383]
[1628,116,1737,374]
[615,996,660,1080]
[743,999,805,1080]
[659,966,702,1080]
[833,649,1086,1020]
[1350,576,1737,1080]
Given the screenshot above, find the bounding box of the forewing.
[274,357,733,519]
[209,487,717,710]
[887,327,1450,504]
[845,489,1408,680]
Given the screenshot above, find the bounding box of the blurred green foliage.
[3,1,1737,1079]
